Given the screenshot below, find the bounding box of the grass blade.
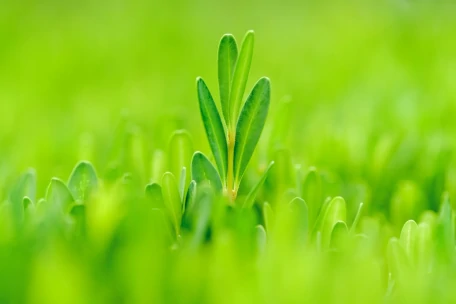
[229,30,255,127]
[234,77,270,186]
[197,77,228,184]
[243,161,275,208]
[191,151,223,192]
[218,34,238,123]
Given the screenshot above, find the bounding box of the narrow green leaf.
[435,193,454,263]
[9,169,36,224]
[196,77,228,184]
[256,224,267,254]
[263,202,274,233]
[145,183,165,209]
[302,167,322,226]
[218,34,238,123]
[150,149,167,184]
[320,196,347,248]
[46,178,75,212]
[68,161,98,203]
[288,197,309,245]
[162,172,183,237]
[387,237,410,278]
[312,196,332,234]
[178,167,187,203]
[188,183,213,248]
[350,202,364,233]
[168,130,193,186]
[416,222,432,272]
[330,221,349,251]
[399,220,418,263]
[243,161,275,208]
[182,180,197,229]
[23,196,33,211]
[229,30,255,127]
[191,151,223,192]
[234,77,270,185]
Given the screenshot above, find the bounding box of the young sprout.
[196,31,271,203]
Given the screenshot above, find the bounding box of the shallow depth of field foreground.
[1,1,456,304]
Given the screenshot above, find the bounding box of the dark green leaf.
[218,34,238,123]
[196,77,228,184]
[191,151,223,192]
[229,30,255,127]
[234,77,270,185]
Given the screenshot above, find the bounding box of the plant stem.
[227,128,236,202]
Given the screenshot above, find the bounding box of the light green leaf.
[162,172,183,237]
[145,183,165,209]
[9,169,36,224]
[234,77,270,185]
[256,224,267,254]
[330,221,349,251]
[168,130,193,187]
[350,202,364,233]
[302,167,322,226]
[178,167,187,203]
[320,196,347,248]
[188,183,213,248]
[68,161,98,203]
[387,237,410,278]
[416,222,432,272]
[229,30,255,127]
[399,220,418,263]
[46,178,75,212]
[218,34,238,123]
[191,151,223,192]
[288,197,309,245]
[196,77,228,184]
[243,161,275,208]
[263,202,274,233]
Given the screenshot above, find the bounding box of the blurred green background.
[2,1,456,303]
[1,1,456,214]
[2,1,456,216]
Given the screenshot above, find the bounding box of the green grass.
[1,1,456,303]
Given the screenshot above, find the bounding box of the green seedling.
[197,31,271,203]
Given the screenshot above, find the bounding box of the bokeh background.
[3,1,456,303]
[1,0,456,229]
